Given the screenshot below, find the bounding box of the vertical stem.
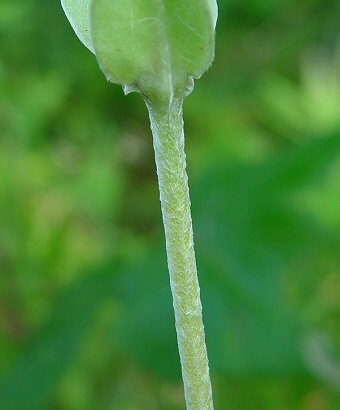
[146,99,214,410]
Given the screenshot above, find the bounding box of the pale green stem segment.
[147,99,213,410]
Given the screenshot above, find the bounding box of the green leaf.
[118,133,340,377]
[61,0,94,53]
[1,133,339,408]
[91,0,217,103]
[207,0,218,28]
[0,269,116,410]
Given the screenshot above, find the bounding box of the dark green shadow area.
[1,132,339,409]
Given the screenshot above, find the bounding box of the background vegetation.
[1,0,340,408]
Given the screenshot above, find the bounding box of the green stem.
[146,98,214,410]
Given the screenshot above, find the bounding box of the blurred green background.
[1,1,340,409]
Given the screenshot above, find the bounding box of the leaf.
[118,133,340,377]
[207,0,218,28]
[61,0,94,53]
[91,0,217,102]
[0,268,117,410]
[113,252,180,378]
[3,133,338,408]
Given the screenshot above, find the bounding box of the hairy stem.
[146,99,213,410]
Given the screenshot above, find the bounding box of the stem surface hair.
[147,98,213,410]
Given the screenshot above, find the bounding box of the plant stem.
[146,98,214,410]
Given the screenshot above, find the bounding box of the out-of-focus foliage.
[0,0,340,409]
